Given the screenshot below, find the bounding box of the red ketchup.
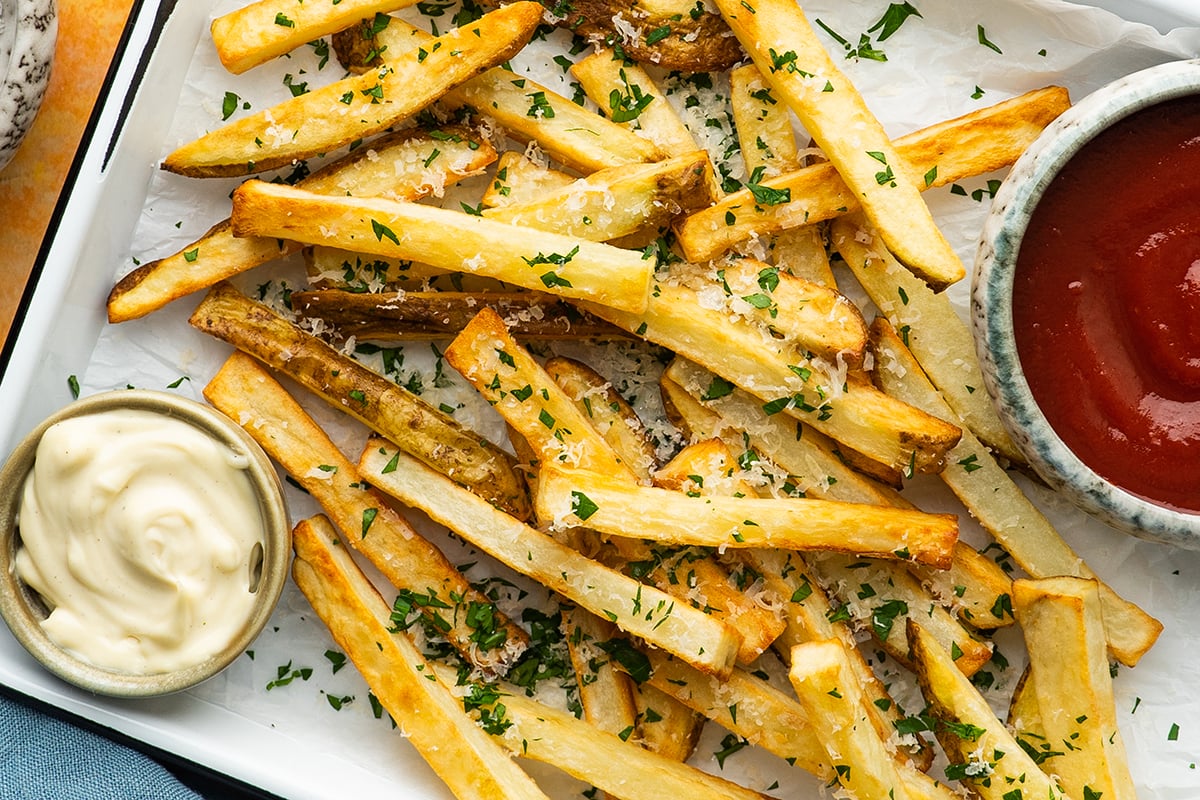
[1013,94,1200,515]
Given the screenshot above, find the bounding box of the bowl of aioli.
[975,59,1200,549]
[0,390,290,696]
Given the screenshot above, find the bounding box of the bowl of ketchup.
[975,59,1200,549]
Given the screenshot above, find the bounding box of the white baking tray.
[2,1,1200,798]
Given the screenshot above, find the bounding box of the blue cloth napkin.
[0,693,202,800]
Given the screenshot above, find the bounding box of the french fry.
[483,152,715,242]
[909,543,1015,631]
[203,352,529,674]
[640,649,952,798]
[695,257,868,363]
[481,152,575,209]
[291,515,549,800]
[292,291,625,342]
[832,213,1023,465]
[908,620,1067,800]
[536,463,958,568]
[360,441,741,677]
[109,125,495,322]
[211,0,417,75]
[571,48,699,155]
[189,283,532,518]
[788,639,926,800]
[804,554,993,677]
[444,307,638,479]
[1012,577,1138,800]
[677,86,1071,264]
[230,180,654,313]
[561,607,640,752]
[421,663,771,800]
[711,0,964,290]
[577,280,962,474]
[729,63,803,178]
[334,17,666,173]
[629,683,704,762]
[869,317,1162,666]
[164,2,542,177]
[769,226,837,287]
[546,357,659,482]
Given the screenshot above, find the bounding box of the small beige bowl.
[0,389,290,697]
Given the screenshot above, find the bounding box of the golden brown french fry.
[909,543,1015,631]
[480,152,575,209]
[629,683,703,763]
[189,283,532,519]
[546,357,659,482]
[483,152,715,242]
[292,291,625,342]
[729,63,802,178]
[640,649,951,798]
[832,213,1022,465]
[908,621,1067,800]
[360,441,741,677]
[677,86,1071,264]
[804,554,993,677]
[699,257,868,363]
[165,3,541,177]
[571,49,699,155]
[109,125,495,322]
[788,639,925,800]
[578,280,962,474]
[422,663,770,800]
[291,515,549,800]
[211,0,417,74]
[711,0,964,290]
[536,463,958,568]
[230,180,653,312]
[769,226,837,287]
[334,17,666,173]
[561,607,640,749]
[1012,577,1138,800]
[304,248,470,291]
[653,440,787,664]
[444,307,638,479]
[203,352,529,674]
[869,317,1162,666]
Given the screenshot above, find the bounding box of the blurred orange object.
[0,0,135,345]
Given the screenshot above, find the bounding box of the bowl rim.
[973,57,1200,548]
[0,389,290,697]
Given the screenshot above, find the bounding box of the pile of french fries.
[113,0,1165,796]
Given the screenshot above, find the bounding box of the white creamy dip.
[14,408,265,674]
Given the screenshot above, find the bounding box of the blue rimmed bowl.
[973,59,1200,550]
[0,0,56,171]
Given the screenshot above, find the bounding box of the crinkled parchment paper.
[83,1,1200,796]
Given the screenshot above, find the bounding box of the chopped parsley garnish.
[570,490,599,521]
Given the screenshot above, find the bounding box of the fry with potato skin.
[1012,577,1138,800]
[291,515,550,800]
[164,2,541,177]
[109,126,496,323]
[536,463,958,568]
[211,0,418,74]
[870,316,1162,666]
[189,282,531,519]
[292,290,625,342]
[203,352,529,674]
[677,86,1071,264]
[230,180,654,313]
[360,441,741,677]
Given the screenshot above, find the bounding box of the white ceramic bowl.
[0,0,56,171]
[973,59,1200,550]
[0,390,291,697]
